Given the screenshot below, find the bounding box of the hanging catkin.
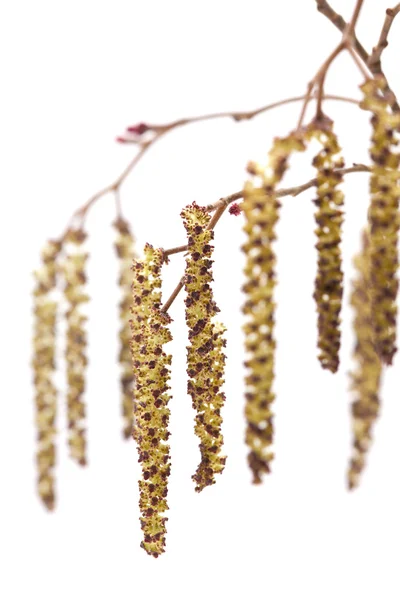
[32,239,62,510]
[63,228,89,466]
[181,202,227,492]
[307,116,345,373]
[361,76,400,365]
[114,218,137,439]
[347,229,383,489]
[241,133,306,484]
[131,244,172,557]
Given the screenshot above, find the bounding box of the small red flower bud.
[126,122,150,135]
[116,136,129,143]
[229,203,242,216]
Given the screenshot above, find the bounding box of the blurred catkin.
[32,239,62,510]
[361,76,400,365]
[62,228,89,466]
[131,244,172,558]
[114,218,137,439]
[181,202,227,492]
[241,133,306,484]
[307,116,345,373]
[348,229,383,490]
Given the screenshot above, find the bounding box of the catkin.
[361,76,400,365]
[181,202,227,492]
[32,239,62,510]
[63,228,89,466]
[114,218,137,439]
[347,229,383,490]
[131,244,172,558]
[307,116,345,373]
[241,133,306,484]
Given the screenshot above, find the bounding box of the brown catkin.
[306,116,345,373]
[347,229,383,490]
[241,132,306,484]
[32,239,62,510]
[181,202,227,492]
[114,218,137,439]
[360,76,400,365]
[131,244,172,558]
[63,228,89,466]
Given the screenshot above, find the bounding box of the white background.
[1,1,400,598]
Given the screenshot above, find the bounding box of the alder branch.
[315,0,400,112]
[315,0,369,62]
[369,4,400,70]
[298,0,367,126]
[61,93,359,240]
[160,163,370,312]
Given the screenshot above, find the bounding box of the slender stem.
[315,0,369,63]
[163,244,188,259]
[60,92,359,241]
[160,277,186,314]
[159,163,370,310]
[369,4,400,69]
[316,0,400,111]
[343,0,365,41]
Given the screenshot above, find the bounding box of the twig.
[159,163,370,311]
[316,0,400,112]
[312,0,367,120]
[160,204,228,313]
[342,0,365,42]
[315,0,369,62]
[61,93,359,240]
[369,4,400,70]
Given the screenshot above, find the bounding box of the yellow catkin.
[360,76,400,365]
[306,116,345,373]
[347,229,383,490]
[114,218,137,439]
[32,239,62,510]
[181,202,227,492]
[241,132,306,484]
[63,228,89,466]
[131,244,172,558]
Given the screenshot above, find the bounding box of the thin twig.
[159,163,370,311]
[316,0,400,112]
[60,93,359,240]
[369,4,400,70]
[315,0,369,62]
[342,0,365,41]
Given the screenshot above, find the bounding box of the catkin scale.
[32,239,62,510]
[114,218,137,439]
[63,228,89,466]
[347,230,383,490]
[131,244,172,557]
[361,76,400,365]
[241,133,306,484]
[181,202,227,492]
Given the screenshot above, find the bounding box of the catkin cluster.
[181,202,227,492]
[32,240,62,510]
[63,229,89,466]
[114,218,137,439]
[348,230,382,490]
[131,244,172,557]
[306,117,345,373]
[361,76,400,365]
[241,133,306,484]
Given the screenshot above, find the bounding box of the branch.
[315,0,369,62]
[160,163,370,312]
[316,0,400,112]
[369,4,400,70]
[61,93,359,240]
